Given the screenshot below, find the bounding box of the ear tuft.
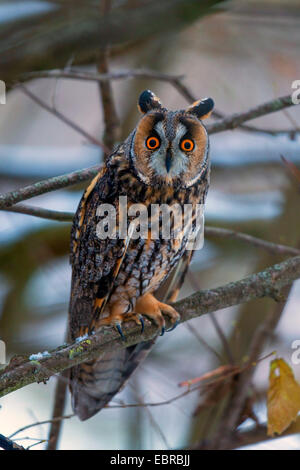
[138,90,163,114]
[187,97,214,120]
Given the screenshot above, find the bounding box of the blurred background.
[0,0,300,450]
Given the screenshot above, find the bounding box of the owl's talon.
[115,323,125,341]
[135,293,175,336]
[139,315,145,333]
[166,319,180,332]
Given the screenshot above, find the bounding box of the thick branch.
[0,434,25,451]
[1,255,300,399]
[0,165,101,210]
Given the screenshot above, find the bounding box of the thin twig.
[184,322,223,362]
[9,414,74,439]
[2,203,74,221]
[97,0,120,156]
[23,69,300,136]
[19,84,109,153]
[205,226,300,256]
[187,271,235,364]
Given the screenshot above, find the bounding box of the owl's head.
[129,90,214,188]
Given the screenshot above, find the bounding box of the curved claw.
[166,319,180,332]
[160,326,165,336]
[116,323,125,341]
[139,315,145,333]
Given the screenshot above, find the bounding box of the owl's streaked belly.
[109,235,188,308]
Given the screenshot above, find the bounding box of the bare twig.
[205,226,300,257]
[2,203,74,221]
[1,255,300,399]
[187,271,235,364]
[97,1,120,156]
[184,322,223,362]
[23,68,187,86]
[23,69,300,136]
[9,414,74,440]
[19,84,109,153]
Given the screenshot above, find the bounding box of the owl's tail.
[70,341,155,421]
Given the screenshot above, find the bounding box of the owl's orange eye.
[180,139,194,152]
[146,136,160,150]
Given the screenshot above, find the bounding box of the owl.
[68,90,214,420]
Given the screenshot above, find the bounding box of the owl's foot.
[135,293,180,336]
[97,303,144,341]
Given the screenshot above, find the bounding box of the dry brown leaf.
[267,358,300,436]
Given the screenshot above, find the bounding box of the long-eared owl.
[69,90,214,420]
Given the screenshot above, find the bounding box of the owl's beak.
[165,149,172,173]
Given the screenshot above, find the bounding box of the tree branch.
[19,85,109,153]
[0,433,25,451]
[205,226,300,256]
[1,255,300,400]
[0,165,101,210]
[23,69,300,136]
[2,203,74,221]
[207,95,296,134]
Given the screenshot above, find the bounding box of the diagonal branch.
[0,433,25,451]
[0,165,101,210]
[1,255,300,400]
[207,95,297,134]
[19,85,109,153]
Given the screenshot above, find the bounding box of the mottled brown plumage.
[68,90,214,420]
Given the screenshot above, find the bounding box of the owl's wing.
[68,166,127,339]
[69,164,153,420]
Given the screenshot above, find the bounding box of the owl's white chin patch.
[150,149,188,179]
